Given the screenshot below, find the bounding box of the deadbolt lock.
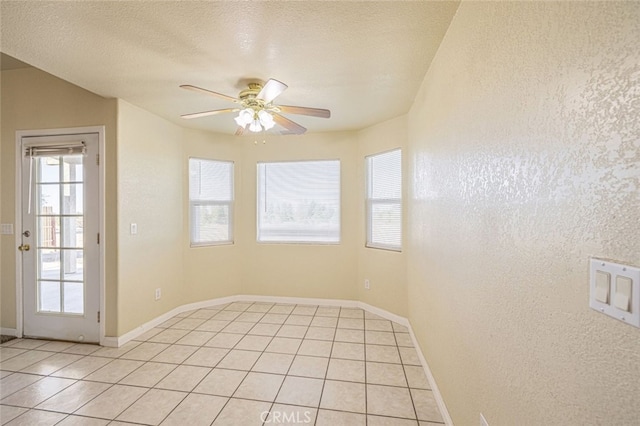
[18,244,30,252]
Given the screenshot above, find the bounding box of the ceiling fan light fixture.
[234,108,254,127]
[249,119,262,133]
[235,108,275,132]
[258,110,275,130]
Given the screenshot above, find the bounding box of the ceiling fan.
[180,78,330,135]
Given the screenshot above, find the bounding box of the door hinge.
[96,154,100,165]
[97,311,101,323]
[97,233,100,244]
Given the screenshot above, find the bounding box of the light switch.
[595,271,610,304]
[614,276,632,312]
[130,223,138,235]
[590,258,640,328]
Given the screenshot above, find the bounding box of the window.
[366,149,401,251]
[189,158,234,246]
[257,160,340,243]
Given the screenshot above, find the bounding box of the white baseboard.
[100,336,119,348]
[357,301,410,327]
[408,326,454,426]
[109,294,452,424]
[1,328,18,337]
[108,295,239,347]
[237,294,361,309]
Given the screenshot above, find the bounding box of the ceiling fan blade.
[272,113,307,135]
[277,105,331,118]
[180,85,238,103]
[235,126,245,136]
[181,108,239,119]
[258,79,288,103]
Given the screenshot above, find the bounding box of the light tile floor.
[0,302,445,425]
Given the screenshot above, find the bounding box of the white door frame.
[15,126,106,345]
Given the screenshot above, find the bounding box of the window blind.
[24,141,86,157]
[257,160,340,243]
[366,149,402,251]
[189,158,234,245]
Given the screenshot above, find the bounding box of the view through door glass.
[37,154,85,314]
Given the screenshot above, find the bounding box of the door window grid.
[35,155,84,314]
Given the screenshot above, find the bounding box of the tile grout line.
[23,307,227,423]
[263,303,313,425]
[212,301,296,426]
[123,307,229,426]
[1,301,443,425]
[363,308,369,426]
[312,305,338,426]
[191,301,267,426]
[396,326,420,423]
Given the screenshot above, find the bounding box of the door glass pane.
[33,153,87,318]
[62,250,84,281]
[39,281,61,312]
[38,217,60,248]
[62,217,83,248]
[63,282,83,314]
[62,156,83,182]
[38,157,60,183]
[62,184,83,214]
[39,184,60,214]
[39,249,60,280]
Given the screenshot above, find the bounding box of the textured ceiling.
[1,1,459,135]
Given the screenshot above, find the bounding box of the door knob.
[18,244,30,252]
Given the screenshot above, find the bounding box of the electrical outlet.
[155,288,161,300]
[364,279,370,290]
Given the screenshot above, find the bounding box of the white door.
[20,133,100,342]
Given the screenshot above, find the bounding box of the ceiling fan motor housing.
[239,83,270,112]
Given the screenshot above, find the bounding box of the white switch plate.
[155,288,161,300]
[590,258,640,327]
[130,223,137,235]
[1,224,14,235]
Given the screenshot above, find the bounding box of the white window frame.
[257,159,341,244]
[366,148,402,251]
[189,157,234,247]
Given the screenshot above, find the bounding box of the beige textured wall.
[181,131,360,303]
[116,100,185,335]
[237,133,359,301]
[0,68,118,335]
[357,116,408,316]
[181,128,242,304]
[407,2,640,425]
[0,65,375,336]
